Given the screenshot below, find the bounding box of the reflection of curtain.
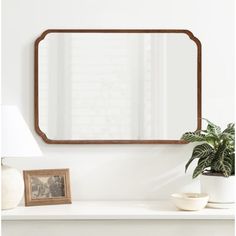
[129,34,167,139]
[47,35,72,139]
[127,35,144,139]
[125,34,167,140]
[149,34,168,139]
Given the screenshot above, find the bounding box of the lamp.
[1,105,42,209]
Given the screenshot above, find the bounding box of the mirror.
[35,30,201,144]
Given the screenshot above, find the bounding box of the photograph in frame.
[23,169,71,206]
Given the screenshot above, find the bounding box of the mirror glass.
[37,31,199,141]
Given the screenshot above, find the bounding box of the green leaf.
[181,132,206,142]
[185,143,214,172]
[222,123,235,136]
[192,153,214,178]
[205,135,219,147]
[231,153,235,175]
[211,146,233,177]
[203,118,221,136]
[220,132,234,142]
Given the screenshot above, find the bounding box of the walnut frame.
[34,29,202,144]
[23,169,72,206]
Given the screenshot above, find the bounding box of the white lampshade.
[1,105,42,157]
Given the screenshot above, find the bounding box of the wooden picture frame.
[23,169,72,206]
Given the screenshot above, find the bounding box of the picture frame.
[23,168,72,206]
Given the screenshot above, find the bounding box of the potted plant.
[181,119,235,204]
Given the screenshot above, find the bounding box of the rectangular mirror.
[35,29,201,144]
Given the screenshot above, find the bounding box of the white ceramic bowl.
[171,193,209,211]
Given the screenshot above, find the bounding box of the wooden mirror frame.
[34,29,201,144]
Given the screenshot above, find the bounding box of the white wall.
[2,0,235,200]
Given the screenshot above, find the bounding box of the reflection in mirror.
[37,31,200,142]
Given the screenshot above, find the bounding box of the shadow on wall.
[7,143,199,200]
[67,143,199,200]
[148,164,199,199]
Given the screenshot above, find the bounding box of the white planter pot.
[200,174,235,203]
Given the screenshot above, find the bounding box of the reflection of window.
[39,34,197,140]
[40,34,167,139]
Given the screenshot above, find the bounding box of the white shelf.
[2,201,234,220]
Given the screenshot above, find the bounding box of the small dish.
[207,202,235,209]
[171,192,209,211]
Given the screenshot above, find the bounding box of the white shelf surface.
[2,201,234,220]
